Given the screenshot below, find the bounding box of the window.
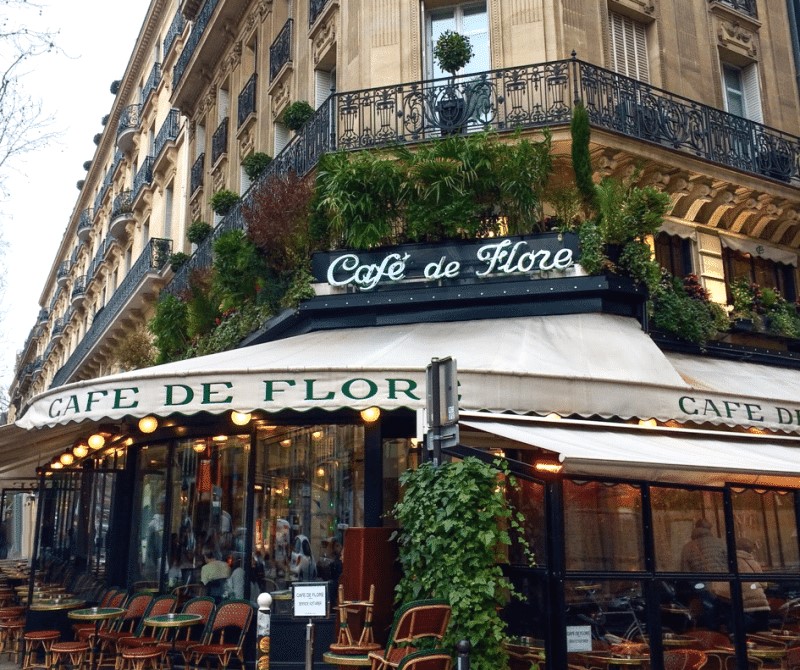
[723,247,797,302]
[164,184,173,239]
[655,232,693,278]
[426,2,489,79]
[314,67,336,109]
[608,11,650,82]
[722,63,762,122]
[274,121,290,155]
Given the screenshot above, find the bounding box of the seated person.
[200,547,231,593]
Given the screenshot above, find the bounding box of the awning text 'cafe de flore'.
[4,231,800,668]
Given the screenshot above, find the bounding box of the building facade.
[3,1,800,669]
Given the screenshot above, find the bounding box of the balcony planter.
[436,94,467,136]
[433,31,473,136]
[281,101,314,132]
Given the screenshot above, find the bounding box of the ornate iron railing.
[51,317,65,338]
[111,191,133,220]
[52,238,172,387]
[173,0,219,87]
[190,153,205,195]
[164,10,187,57]
[56,260,70,283]
[155,109,181,160]
[711,0,757,18]
[77,207,93,238]
[117,104,140,138]
[211,117,229,164]
[141,62,162,105]
[133,157,155,201]
[37,309,48,324]
[88,239,109,280]
[309,0,330,25]
[49,287,61,312]
[238,73,257,127]
[269,19,292,82]
[71,276,88,303]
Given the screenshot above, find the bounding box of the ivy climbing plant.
[392,457,525,670]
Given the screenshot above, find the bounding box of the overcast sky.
[1,1,150,393]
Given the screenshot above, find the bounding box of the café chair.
[187,599,253,670]
[394,650,452,670]
[96,592,154,668]
[0,615,25,661]
[786,646,800,670]
[50,640,91,670]
[330,583,381,654]
[117,594,178,656]
[157,596,215,669]
[21,629,60,670]
[74,589,126,643]
[664,649,708,670]
[367,600,451,670]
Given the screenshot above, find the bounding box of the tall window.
[274,121,290,155]
[314,67,336,109]
[164,184,173,239]
[608,11,650,82]
[722,63,762,122]
[723,247,797,302]
[655,232,693,278]
[427,2,489,79]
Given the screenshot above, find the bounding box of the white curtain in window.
[427,2,489,79]
[609,12,650,83]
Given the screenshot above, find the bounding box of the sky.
[0,0,150,393]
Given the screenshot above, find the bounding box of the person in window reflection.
[681,518,730,629]
[737,537,771,632]
[289,535,317,581]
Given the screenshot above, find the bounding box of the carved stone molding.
[226,41,243,73]
[211,160,227,193]
[189,192,203,221]
[609,0,655,19]
[238,123,255,157]
[271,80,291,117]
[716,19,758,60]
[312,18,336,65]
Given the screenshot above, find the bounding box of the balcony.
[711,0,757,18]
[164,10,187,58]
[270,19,293,83]
[237,74,257,129]
[109,190,134,239]
[52,238,172,387]
[172,0,246,113]
[133,156,155,203]
[56,261,70,288]
[36,308,48,324]
[154,109,181,172]
[309,0,331,26]
[190,153,205,196]
[117,104,141,153]
[141,62,162,107]
[76,207,94,242]
[211,118,229,165]
[51,317,65,340]
[71,275,87,307]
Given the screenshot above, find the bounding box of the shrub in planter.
[242,151,273,181]
[651,271,728,344]
[212,229,267,311]
[150,293,189,364]
[209,189,240,216]
[281,101,315,132]
[169,252,190,272]
[187,220,212,245]
[433,30,474,77]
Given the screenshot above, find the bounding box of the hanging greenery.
[570,102,596,214]
[393,457,520,670]
[150,293,189,364]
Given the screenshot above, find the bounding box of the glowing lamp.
[60,451,74,466]
[73,443,89,459]
[138,416,159,433]
[360,407,381,423]
[50,461,63,470]
[231,411,252,426]
[88,433,106,450]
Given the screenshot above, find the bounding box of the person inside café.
[736,537,771,632]
[200,547,231,599]
[680,518,730,629]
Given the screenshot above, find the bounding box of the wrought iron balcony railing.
[238,74,257,127]
[141,63,162,106]
[162,56,800,298]
[88,239,109,280]
[190,153,205,195]
[56,260,70,283]
[269,19,292,82]
[51,317,65,338]
[711,0,757,18]
[51,238,172,387]
[111,191,133,220]
[37,309,48,324]
[211,117,229,164]
[77,207,93,239]
[173,0,219,88]
[71,275,88,302]
[155,109,181,160]
[49,287,61,313]
[309,0,331,25]
[164,10,187,57]
[117,104,141,138]
[133,156,155,201]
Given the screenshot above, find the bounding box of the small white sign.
[565,625,592,652]
[292,582,328,618]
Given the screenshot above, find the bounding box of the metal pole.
[256,593,272,670]
[305,619,315,670]
[456,640,471,670]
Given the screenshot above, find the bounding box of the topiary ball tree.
[282,101,315,132]
[433,30,473,77]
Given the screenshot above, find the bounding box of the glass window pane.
[732,488,799,573]
[382,438,417,529]
[564,481,644,571]
[507,477,546,567]
[134,444,169,585]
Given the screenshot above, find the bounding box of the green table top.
[68,606,126,621]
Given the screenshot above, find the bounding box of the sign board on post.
[292,582,329,618]
[565,625,592,653]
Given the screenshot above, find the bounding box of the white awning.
[17,313,692,430]
[719,235,798,267]
[460,415,800,486]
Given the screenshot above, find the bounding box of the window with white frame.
[722,62,762,122]
[426,2,489,79]
[274,121,290,155]
[314,67,336,109]
[608,11,650,83]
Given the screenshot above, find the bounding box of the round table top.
[748,646,787,659]
[322,652,372,667]
[145,613,203,628]
[68,606,126,621]
[29,598,85,612]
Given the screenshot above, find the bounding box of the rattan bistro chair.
[394,650,452,670]
[157,596,215,669]
[187,599,253,670]
[368,600,451,670]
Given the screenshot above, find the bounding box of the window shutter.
[314,69,333,109]
[609,12,650,83]
[741,63,763,123]
[274,122,290,154]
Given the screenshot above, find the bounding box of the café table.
[747,644,787,668]
[68,606,126,670]
[322,651,372,670]
[144,612,203,666]
[583,652,650,669]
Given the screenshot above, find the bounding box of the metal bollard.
[257,592,273,670]
[456,639,471,670]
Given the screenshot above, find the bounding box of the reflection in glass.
[564,481,644,571]
[506,477,546,567]
[732,488,798,572]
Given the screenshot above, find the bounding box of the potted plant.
[209,189,240,216]
[433,30,473,134]
[187,220,212,245]
[242,152,273,181]
[169,252,190,272]
[281,101,315,132]
[729,277,762,331]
